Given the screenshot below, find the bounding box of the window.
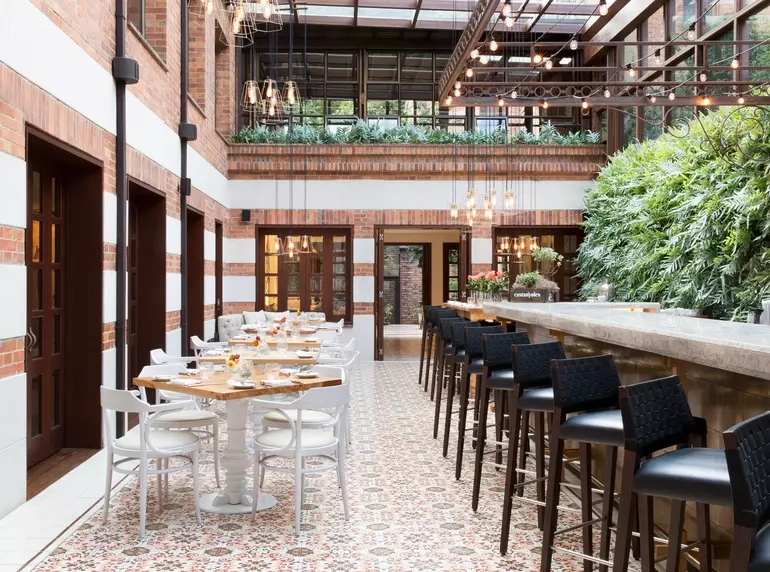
[258,228,352,323]
[443,244,460,301]
[128,0,145,35]
[127,0,167,61]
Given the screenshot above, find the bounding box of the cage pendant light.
[260,78,283,121]
[240,80,263,127]
[251,0,283,34]
[282,81,302,114]
[225,1,257,46]
[188,0,216,18]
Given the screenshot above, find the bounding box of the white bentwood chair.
[251,383,350,535]
[101,387,202,540]
[138,365,221,488]
[190,335,228,361]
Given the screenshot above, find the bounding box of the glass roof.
[277,1,593,32]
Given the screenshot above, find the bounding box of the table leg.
[199,399,277,514]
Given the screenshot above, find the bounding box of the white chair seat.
[157,410,218,423]
[262,409,333,425]
[115,427,200,452]
[256,428,336,449]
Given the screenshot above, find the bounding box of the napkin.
[186,368,200,375]
[261,378,293,387]
[169,378,202,386]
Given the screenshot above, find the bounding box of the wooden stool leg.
[423,331,433,392]
[430,334,442,401]
[494,390,505,469]
[471,379,491,512]
[455,363,471,480]
[418,326,427,384]
[666,500,685,572]
[579,442,594,572]
[598,445,617,572]
[517,410,530,498]
[472,373,482,448]
[611,451,638,572]
[442,360,457,457]
[500,392,525,555]
[539,424,565,569]
[696,503,712,572]
[536,412,547,532]
[638,493,655,572]
[433,353,445,438]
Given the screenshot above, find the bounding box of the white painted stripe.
[223,276,256,303]
[353,276,374,304]
[102,347,117,391]
[204,275,216,306]
[166,273,182,312]
[351,315,375,362]
[0,373,25,451]
[471,238,494,265]
[353,238,375,265]
[0,151,26,229]
[166,328,182,357]
[229,179,590,211]
[166,216,182,256]
[0,265,26,340]
[204,230,216,262]
[102,270,116,324]
[223,237,256,264]
[0,439,26,519]
[204,319,215,343]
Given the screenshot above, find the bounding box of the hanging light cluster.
[496,235,539,259]
[225,0,283,45]
[242,77,304,124]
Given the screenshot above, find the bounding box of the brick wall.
[399,254,423,325]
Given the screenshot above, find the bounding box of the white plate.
[295,351,315,358]
[304,337,320,343]
[228,380,256,389]
[296,372,319,379]
[153,375,175,381]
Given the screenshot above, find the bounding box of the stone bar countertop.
[483,301,770,381]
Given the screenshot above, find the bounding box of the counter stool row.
[416,318,770,572]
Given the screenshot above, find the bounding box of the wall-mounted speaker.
[241,209,251,222]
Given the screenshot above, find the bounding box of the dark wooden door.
[443,243,460,302]
[458,229,470,301]
[375,228,385,361]
[27,165,65,467]
[128,205,139,381]
[215,221,223,340]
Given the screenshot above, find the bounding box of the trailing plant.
[514,271,540,288]
[231,120,601,146]
[577,105,770,321]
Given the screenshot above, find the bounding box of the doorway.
[186,208,205,343]
[375,227,469,361]
[26,131,103,470]
[127,180,166,383]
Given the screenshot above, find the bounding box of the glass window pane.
[333,295,346,315]
[287,275,300,293]
[368,53,398,82]
[265,254,278,274]
[287,296,301,312]
[32,268,43,311]
[30,375,42,437]
[327,53,357,82]
[52,178,61,217]
[310,295,323,311]
[749,12,770,84]
[52,223,61,263]
[264,296,278,311]
[53,369,61,427]
[52,269,61,309]
[310,276,322,292]
[53,313,61,354]
[30,317,42,359]
[400,53,433,83]
[32,220,42,263]
[333,276,346,292]
[264,275,278,296]
[32,171,42,213]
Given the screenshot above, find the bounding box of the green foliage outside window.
[577,106,770,321]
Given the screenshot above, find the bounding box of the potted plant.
[510,270,560,303]
[531,246,564,278]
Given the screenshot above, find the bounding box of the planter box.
[510,288,560,303]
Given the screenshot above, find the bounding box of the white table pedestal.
[199,398,277,514]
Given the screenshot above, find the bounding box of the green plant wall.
[577,106,770,321]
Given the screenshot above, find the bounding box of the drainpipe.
[112,0,139,437]
[179,3,197,352]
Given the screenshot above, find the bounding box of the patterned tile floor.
[31,361,623,571]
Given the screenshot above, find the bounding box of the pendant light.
[260,78,283,121]
[241,80,263,126]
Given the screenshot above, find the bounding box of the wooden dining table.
[133,370,341,514]
[198,349,320,366]
[226,336,323,348]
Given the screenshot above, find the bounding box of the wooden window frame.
[443,242,460,302]
[256,226,353,324]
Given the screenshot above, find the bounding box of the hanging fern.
[577,106,770,321]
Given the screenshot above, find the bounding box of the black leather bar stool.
[498,342,566,541]
[423,308,457,393]
[539,354,625,571]
[470,331,531,512]
[441,320,482,458]
[613,375,732,572]
[724,411,770,572]
[433,316,468,436]
[454,324,504,481]
[418,305,440,387]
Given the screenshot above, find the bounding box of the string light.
[450,203,458,218]
[700,95,712,106]
[604,87,611,98]
[466,68,474,78]
[581,98,588,109]
[502,0,512,17]
[533,54,543,64]
[497,95,505,106]
[738,96,746,104]
[654,49,662,65]
[570,36,579,51]
[489,37,498,52]
[699,71,708,82]
[599,0,608,16]
[479,54,490,65]
[541,99,549,109]
[626,64,636,77]
[445,95,453,105]
[504,16,514,27]
[731,58,739,69]
[470,48,480,59]
[647,94,657,104]
[511,90,518,99]
[454,88,461,97]
[687,24,696,41]
[669,91,676,100]
[544,59,553,70]
[455,80,462,90]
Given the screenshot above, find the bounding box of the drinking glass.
[199,361,213,381]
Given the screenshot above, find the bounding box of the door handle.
[26,327,38,353]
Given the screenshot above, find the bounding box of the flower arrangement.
[467,270,508,293]
[226,353,254,380]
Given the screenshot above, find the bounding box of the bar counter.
[483,301,770,569]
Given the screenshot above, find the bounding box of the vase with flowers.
[226,353,254,381]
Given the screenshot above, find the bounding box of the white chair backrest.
[319,351,359,368]
[318,330,339,344]
[335,319,344,334]
[139,364,187,378]
[190,336,206,350]
[312,365,347,385]
[150,348,168,365]
[277,383,350,413]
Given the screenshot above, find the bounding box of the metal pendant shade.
[260,78,283,121]
[282,81,302,114]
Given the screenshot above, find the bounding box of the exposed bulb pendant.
[502,0,512,17]
[533,54,543,64]
[626,64,636,77]
[570,36,578,51]
[599,0,608,16]
[450,203,458,219]
[466,68,474,78]
[544,59,553,70]
[264,2,272,18]
[604,87,611,98]
[489,37,498,52]
[731,58,739,69]
[248,83,257,104]
[654,49,661,65]
[479,54,489,65]
[687,24,696,41]
[504,16,514,27]
[470,48,480,59]
[669,91,676,100]
[207,0,214,15]
[233,17,241,33]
